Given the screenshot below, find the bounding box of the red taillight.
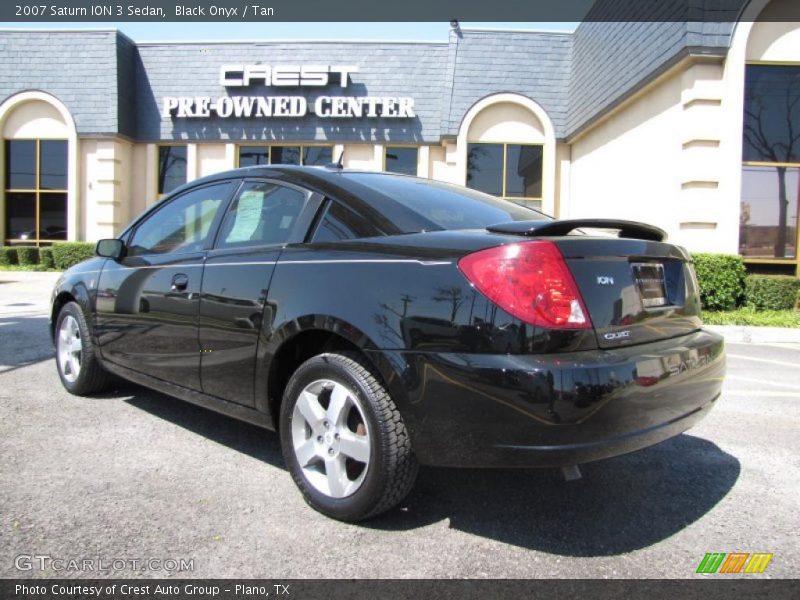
[458,241,592,330]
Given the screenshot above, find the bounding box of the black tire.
[279,352,418,521]
[54,301,113,395]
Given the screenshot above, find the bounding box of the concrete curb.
[706,324,800,344]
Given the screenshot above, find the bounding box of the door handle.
[171,273,189,292]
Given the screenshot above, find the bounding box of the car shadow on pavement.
[0,314,54,374]
[123,387,739,557]
[372,434,741,557]
[122,388,286,469]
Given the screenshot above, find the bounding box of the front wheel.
[55,301,113,395]
[279,352,418,521]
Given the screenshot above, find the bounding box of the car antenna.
[326,150,344,170]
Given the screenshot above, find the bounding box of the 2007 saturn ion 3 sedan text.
[50,166,725,521]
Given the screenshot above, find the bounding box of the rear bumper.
[391,328,725,467]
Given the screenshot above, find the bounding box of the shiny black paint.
[50,166,725,468]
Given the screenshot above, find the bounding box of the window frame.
[741,61,800,275]
[465,141,544,204]
[236,144,335,168]
[127,179,238,257]
[3,137,68,246]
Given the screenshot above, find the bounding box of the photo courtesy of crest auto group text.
[0,0,798,596]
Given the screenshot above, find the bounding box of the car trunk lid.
[487,220,703,349]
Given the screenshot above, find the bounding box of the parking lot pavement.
[1,275,798,578]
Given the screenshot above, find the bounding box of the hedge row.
[744,275,800,311]
[691,253,799,312]
[0,242,95,270]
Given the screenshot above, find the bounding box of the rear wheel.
[55,301,113,395]
[279,352,417,521]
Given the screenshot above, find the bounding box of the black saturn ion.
[50,165,725,520]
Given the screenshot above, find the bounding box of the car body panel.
[49,166,725,469]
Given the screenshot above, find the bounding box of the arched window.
[457,94,556,214]
[1,93,75,246]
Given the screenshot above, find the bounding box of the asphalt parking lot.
[0,272,798,578]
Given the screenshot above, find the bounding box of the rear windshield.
[341,172,549,231]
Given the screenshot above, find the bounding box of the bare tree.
[743,70,800,257]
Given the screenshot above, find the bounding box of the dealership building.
[0,0,798,274]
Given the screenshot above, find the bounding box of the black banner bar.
[3,0,800,23]
[1,579,798,600]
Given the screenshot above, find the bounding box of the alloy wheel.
[291,379,371,498]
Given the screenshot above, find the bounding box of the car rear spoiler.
[486,219,667,242]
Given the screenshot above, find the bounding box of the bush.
[0,247,19,266]
[15,246,39,266]
[691,253,747,311]
[39,246,55,270]
[744,275,800,311]
[52,242,96,270]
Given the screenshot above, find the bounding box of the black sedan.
[50,166,725,521]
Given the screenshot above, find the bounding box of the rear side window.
[312,201,381,242]
[343,172,548,232]
[216,181,307,248]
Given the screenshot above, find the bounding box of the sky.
[0,22,577,42]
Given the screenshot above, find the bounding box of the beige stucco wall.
[343,144,381,170]
[568,60,736,253]
[197,143,233,177]
[80,138,133,240]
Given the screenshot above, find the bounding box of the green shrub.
[744,275,800,311]
[690,253,747,311]
[15,246,39,266]
[39,246,55,270]
[52,242,96,270]
[0,247,19,266]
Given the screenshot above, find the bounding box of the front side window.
[217,181,307,248]
[237,145,332,167]
[129,182,231,256]
[466,143,543,209]
[4,139,68,245]
[158,145,187,195]
[741,65,800,260]
[385,147,418,175]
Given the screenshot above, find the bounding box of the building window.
[466,143,543,208]
[741,65,800,262]
[4,139,68,245]
[237,145,332,167]
[158,145,187,195]
[385,147,418,175]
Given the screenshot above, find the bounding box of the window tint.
[130,182,231,256]
[466,144,503,196]
[239,146,269,167]
[385,147,418,175]
[270,146,301,165]
[312,201,381,242]
[158,146,188,194]
[303,146,333,166]
[39,140,68,190]
[217,181,307,248]
[343,173,547,232]
[743,65,800,163]
[505,145,543,198]
[5,140,36,190]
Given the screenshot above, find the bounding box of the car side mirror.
[95,238,125,260]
